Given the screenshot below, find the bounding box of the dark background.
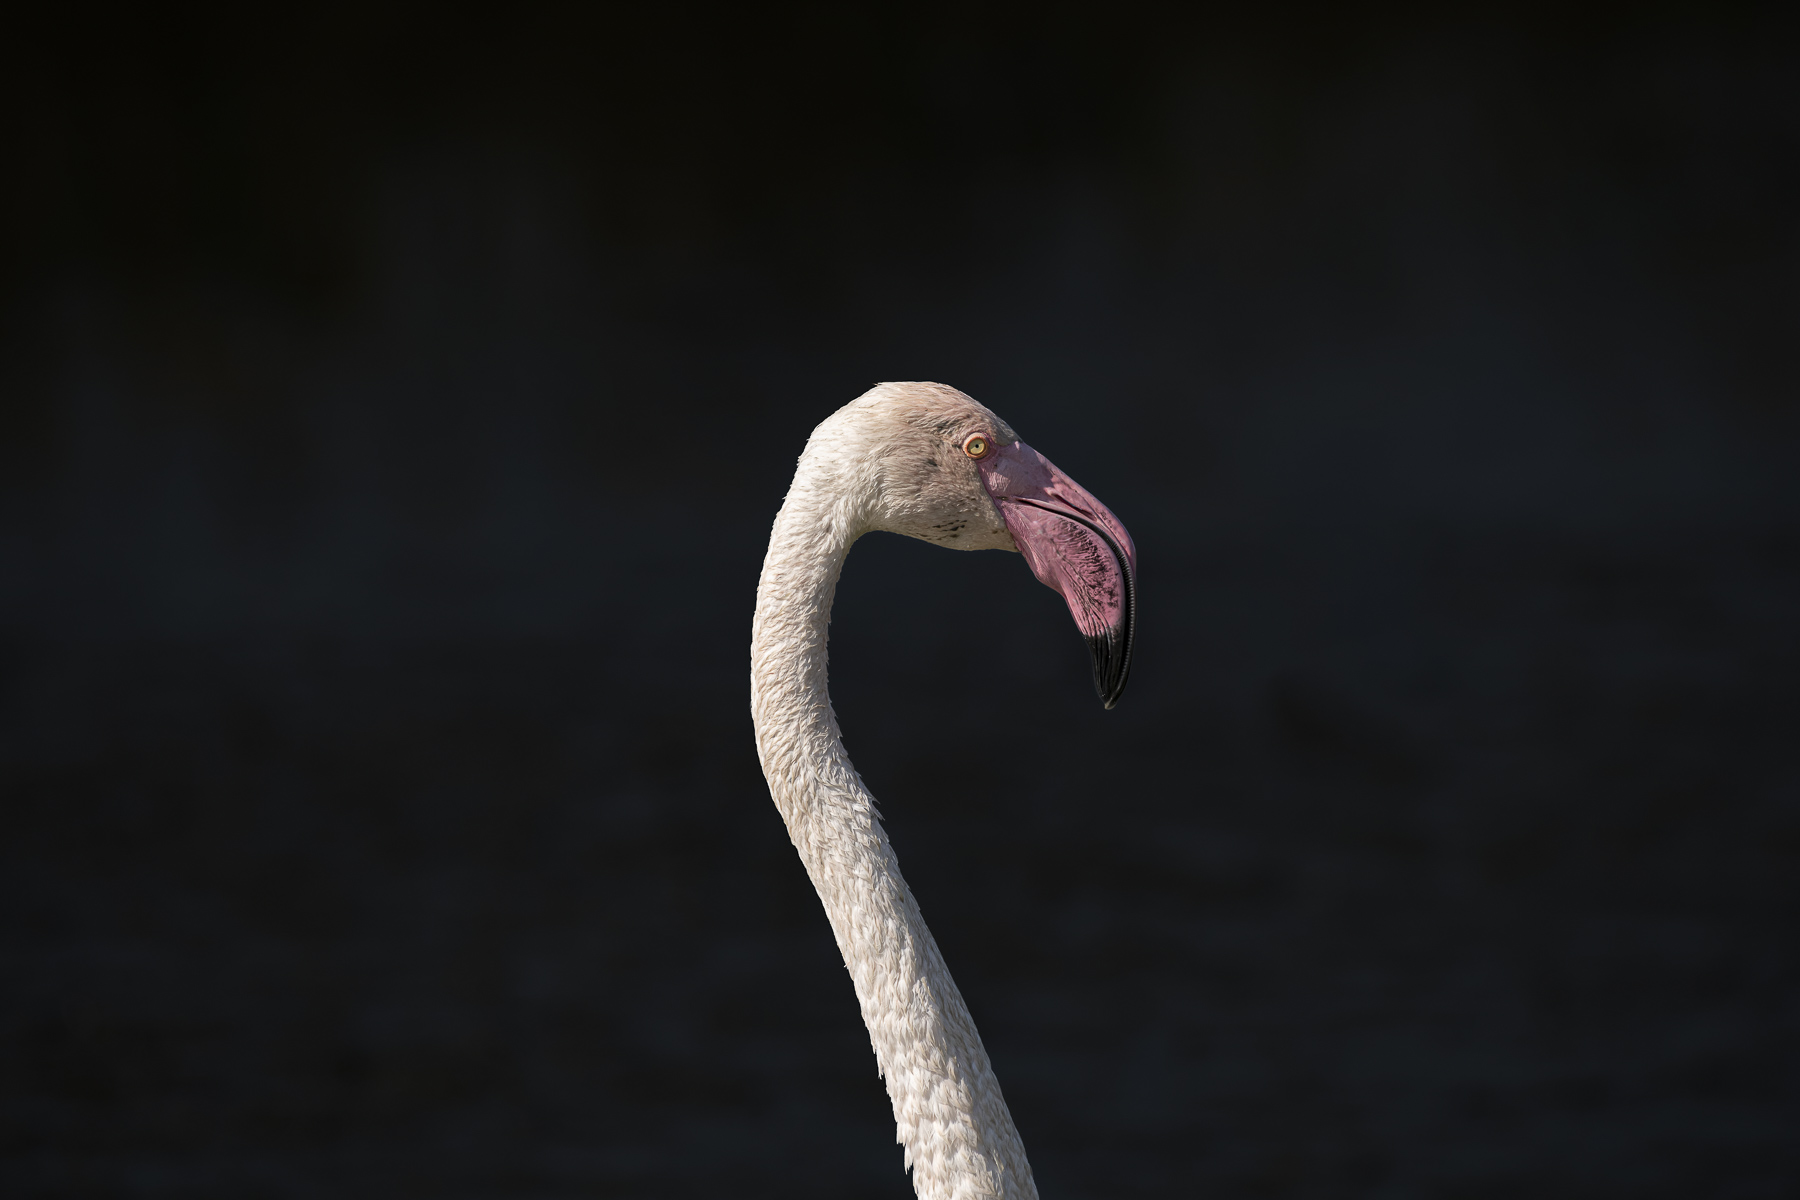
[3,5,1797,1197]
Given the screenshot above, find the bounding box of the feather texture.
[750,385,1038,1200]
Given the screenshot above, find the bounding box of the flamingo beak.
[977,440,1137,708]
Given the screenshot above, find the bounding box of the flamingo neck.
[750,448,1038,1200]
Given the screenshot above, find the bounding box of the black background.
[3,5,1798,1198]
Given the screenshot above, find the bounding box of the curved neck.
[751,453,1038,1200]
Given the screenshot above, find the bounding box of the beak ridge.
[979,441,1136,708]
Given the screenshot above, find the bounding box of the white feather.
[750,384,1038,1200]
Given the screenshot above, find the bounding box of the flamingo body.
[750,382,1135,1199]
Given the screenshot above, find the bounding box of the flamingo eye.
[963,435,990,459]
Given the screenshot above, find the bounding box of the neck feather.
[750,450,1038,1200]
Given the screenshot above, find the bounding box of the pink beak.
[977,440,1137,708]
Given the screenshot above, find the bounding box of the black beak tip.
[1086,630,1132,711]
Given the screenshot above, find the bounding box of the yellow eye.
[963,435,990,459]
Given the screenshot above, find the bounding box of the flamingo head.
[821,381,1137,708]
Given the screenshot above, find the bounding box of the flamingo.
[750,382,1137,1200]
